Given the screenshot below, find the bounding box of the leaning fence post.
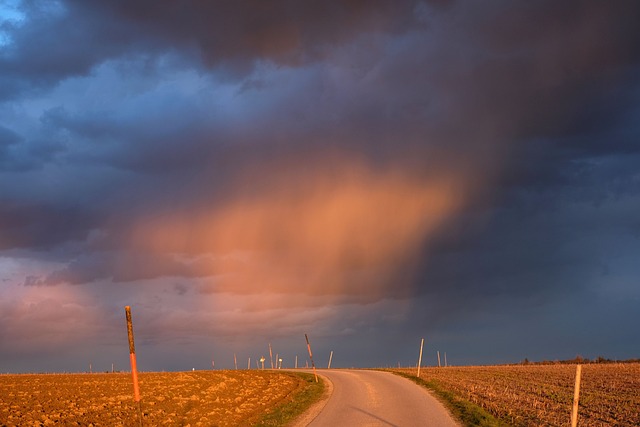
[125,306,143,427]
[417,338,424,377]
[305,333,318,382]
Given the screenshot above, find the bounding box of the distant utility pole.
[437,351,441,368]
[269,344,274,369]
[328,351,333,369]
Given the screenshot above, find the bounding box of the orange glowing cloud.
[131,156,464,301]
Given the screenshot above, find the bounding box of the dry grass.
[393,363,640,427]
[0,370,316,426]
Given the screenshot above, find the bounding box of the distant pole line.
[295,355,298,369]
[269,344,274,370]
[437,351,441,368]
[125,306,143,427]
[417,338,424,377]
[571,364,582,427]
[305,333,318,382]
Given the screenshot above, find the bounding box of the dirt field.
[395,363,640,426]
[0,370,313,426]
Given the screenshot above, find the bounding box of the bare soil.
[0,370,309,426]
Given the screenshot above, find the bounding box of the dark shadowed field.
[393,363,640,426]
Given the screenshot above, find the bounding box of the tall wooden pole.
[417,338,424,377]
[234,353,237,370]
[295,355,298,369]
[305,334,318,382]
[571,364,582,427]
[328,351,333,369]
[437,351,441,368]
[125,306,143,427]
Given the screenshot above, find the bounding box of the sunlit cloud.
[129,155,464,307]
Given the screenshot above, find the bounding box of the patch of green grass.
[387,370,511,427]
[253,372,325,426]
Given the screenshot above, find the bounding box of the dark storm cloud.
[0,202,96,250]
[2,0,637,259]
[1,0,422,100]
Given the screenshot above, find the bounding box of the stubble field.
[0,370,318,427]
[394,363,640,426]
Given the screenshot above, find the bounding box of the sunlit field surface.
[395,363,640,426]
[0,370,313,426]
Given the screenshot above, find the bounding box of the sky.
[1,1,639,373]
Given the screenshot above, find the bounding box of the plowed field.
[0,370,314,426]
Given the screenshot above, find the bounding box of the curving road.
[295,369,460,427]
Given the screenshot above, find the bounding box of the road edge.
[289,373,334,427]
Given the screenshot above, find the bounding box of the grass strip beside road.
[387,370,511,427]
[254,372,325,426]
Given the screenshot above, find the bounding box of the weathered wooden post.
[417,338,424,377]
[125,306,143,427]
[571,364,582,427]
[328,350,333,369]
[437,351,441,368]
[305,334,318,382]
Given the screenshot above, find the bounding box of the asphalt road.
[296,369,460,427]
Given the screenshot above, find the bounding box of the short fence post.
[571,364,582,427]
